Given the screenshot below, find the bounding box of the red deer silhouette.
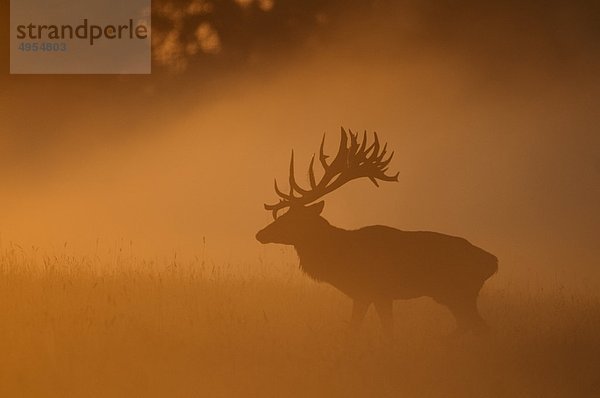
[256,128,498,338]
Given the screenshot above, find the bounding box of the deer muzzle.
[255,228,268,244]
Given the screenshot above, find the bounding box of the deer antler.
[264,127,399,219]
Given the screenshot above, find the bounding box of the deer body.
[257,128,498,336]
[292,222,497,303]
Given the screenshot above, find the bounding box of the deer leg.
[349,299,370,331]
[374,299,394,341]
[446,295,488,335]
[463,298,489,335]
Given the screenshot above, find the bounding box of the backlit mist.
[0,1,599,396]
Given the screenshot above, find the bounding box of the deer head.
[256,127,398,245]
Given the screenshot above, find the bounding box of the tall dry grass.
[0,243,599,397]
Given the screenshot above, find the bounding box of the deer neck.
[293,221,344,264]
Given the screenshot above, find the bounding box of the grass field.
[0,244,599,397]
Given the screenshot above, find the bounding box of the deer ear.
[308,201,325,215]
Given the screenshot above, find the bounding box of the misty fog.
[1,0,598,281]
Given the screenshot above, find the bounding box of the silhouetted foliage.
[151,0,379,73]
